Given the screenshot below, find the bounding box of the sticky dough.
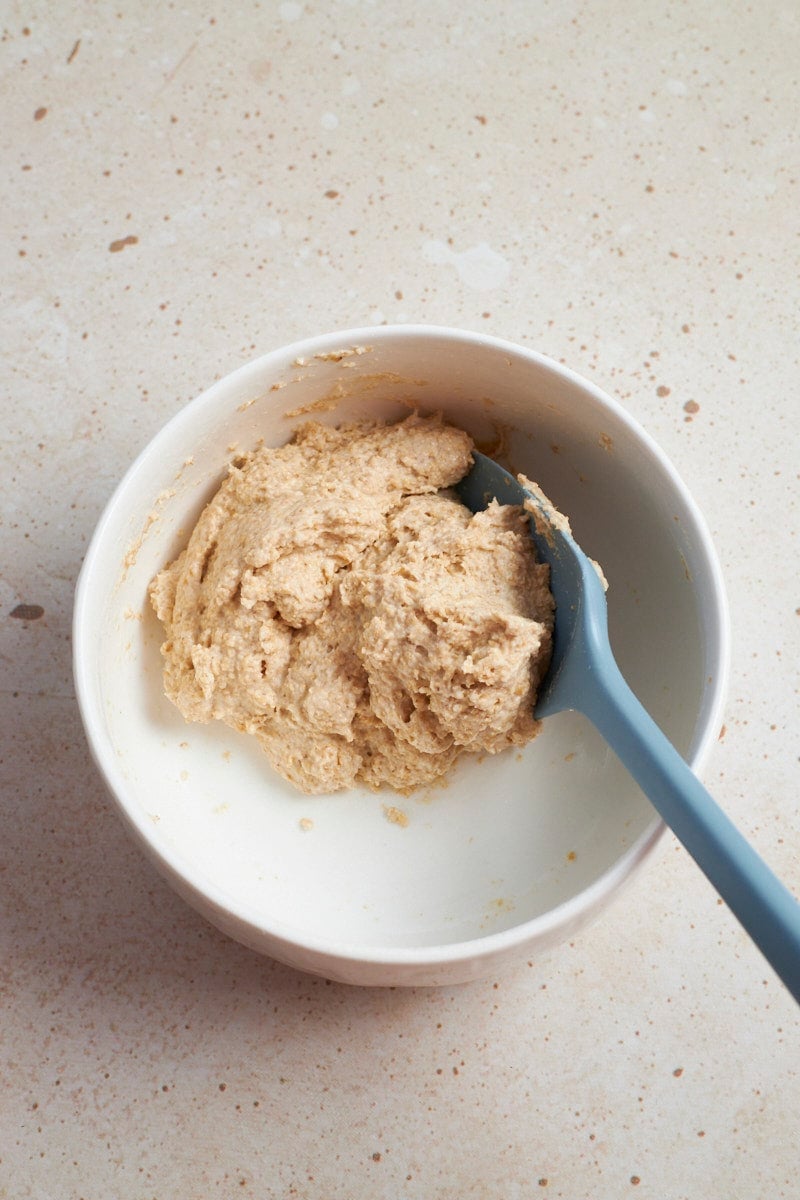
[149,414,554,794]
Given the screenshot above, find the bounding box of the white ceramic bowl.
[73,326,729,986]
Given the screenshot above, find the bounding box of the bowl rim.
[73,323,731,971]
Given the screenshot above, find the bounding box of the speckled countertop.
[3,3,799,1196]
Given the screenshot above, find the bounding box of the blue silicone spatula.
[457,451,800,1004]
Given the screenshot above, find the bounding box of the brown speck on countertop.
[67,37,81,63]
[109,234,139,253]
[372,1151,382,1162]
[630,1176,641,1186]
[10,603,44,620]
[567,850,577,862]
[34,106,47,121]
[475,114,487,124]
[656,385,671,397]
[684,399,700,414]
[324,189,339,198]
[718,724,727,740]
[673,1067,684,1077]
[299,817,314,832]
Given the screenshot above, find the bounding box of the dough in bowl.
[149,414,554,794]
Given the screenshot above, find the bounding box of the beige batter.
[149,414,554,794]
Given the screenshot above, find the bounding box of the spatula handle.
[580,652,800,1006]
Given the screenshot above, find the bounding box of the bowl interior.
[76,328,724,968]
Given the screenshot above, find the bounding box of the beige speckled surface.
[2,2,798,1196]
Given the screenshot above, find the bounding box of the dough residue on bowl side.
[149,413,554,795]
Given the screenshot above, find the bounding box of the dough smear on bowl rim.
[149,413,555,795]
